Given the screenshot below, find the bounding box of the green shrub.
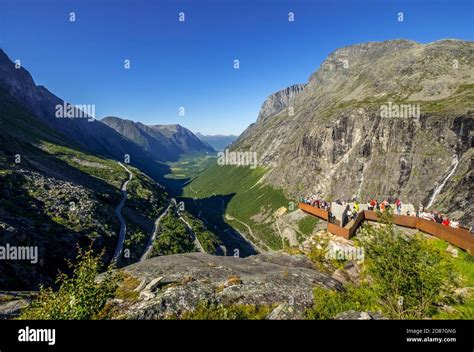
[357,211,459,319]
[19,247,119,320]
[151,210,195,256]
[305,284,380,320]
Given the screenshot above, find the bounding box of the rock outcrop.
[114,252,343,319]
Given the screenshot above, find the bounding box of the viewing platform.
[298,202,474,253]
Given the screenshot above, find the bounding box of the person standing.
[342,204,350,227]
[418,203,424,217]
[395,198,402,215]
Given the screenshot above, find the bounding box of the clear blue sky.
[0,0,473,135]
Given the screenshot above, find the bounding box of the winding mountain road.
[140,198,176,262]
[112,162,133,263]
[225,214,267,253]
[140,198,207,262]
[177,212,206,253]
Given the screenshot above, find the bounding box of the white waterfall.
[426,155,459,209]
[355,172,364,200]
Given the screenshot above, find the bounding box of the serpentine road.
[178,212,206,253]
[225,214,267,253]
[140,198,206,261]
[112,162,133,263]
[140,198,176,262]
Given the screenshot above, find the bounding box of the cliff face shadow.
[0,171,89,291]
[0,145,123,290]
[177,193,257,258]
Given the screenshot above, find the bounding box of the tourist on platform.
[341,204,350,227]
[418,203,424,217]
[354,201,360,213]
[370,199,376,210]
[449,220,459,228]
[395,198,402,215]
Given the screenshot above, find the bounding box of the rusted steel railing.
[298,203,474,253]
[298,202,329,220]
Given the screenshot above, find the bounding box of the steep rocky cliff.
[233,39,474,225]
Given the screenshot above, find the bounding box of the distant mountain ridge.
[0,49,173,181]
[0,49,215,171]
[195,132,238,151]
[101,117,214,161]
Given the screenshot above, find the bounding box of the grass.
[170,302,274,320]
[0,89,167,292]
[122,221,149,264]
[430,239,474,320]
[181,212,221,253]
[164,153,216,181]
[298,216,319,236]
[183,164,289,250]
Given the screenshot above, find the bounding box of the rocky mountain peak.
[256,83,307,123]
[233,39,474,225]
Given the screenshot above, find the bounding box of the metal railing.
[298,203,474,252]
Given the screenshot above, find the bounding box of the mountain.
[195,133,238,151]
[0,49,169,180]
[0,49,218,290]
[232,39,474,226]
[0,87,167,290]
[102,117,215,161]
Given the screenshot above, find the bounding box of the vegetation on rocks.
[19,248,120,320]
[150,210,195,256]
[181,212,221,253]
[306,284,379,320]
[169,302,273,320]
[306,211,464,320]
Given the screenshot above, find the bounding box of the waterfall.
[427,155,459,209]
[355,172,364,200]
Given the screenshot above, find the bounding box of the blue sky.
[0,0,473,135]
